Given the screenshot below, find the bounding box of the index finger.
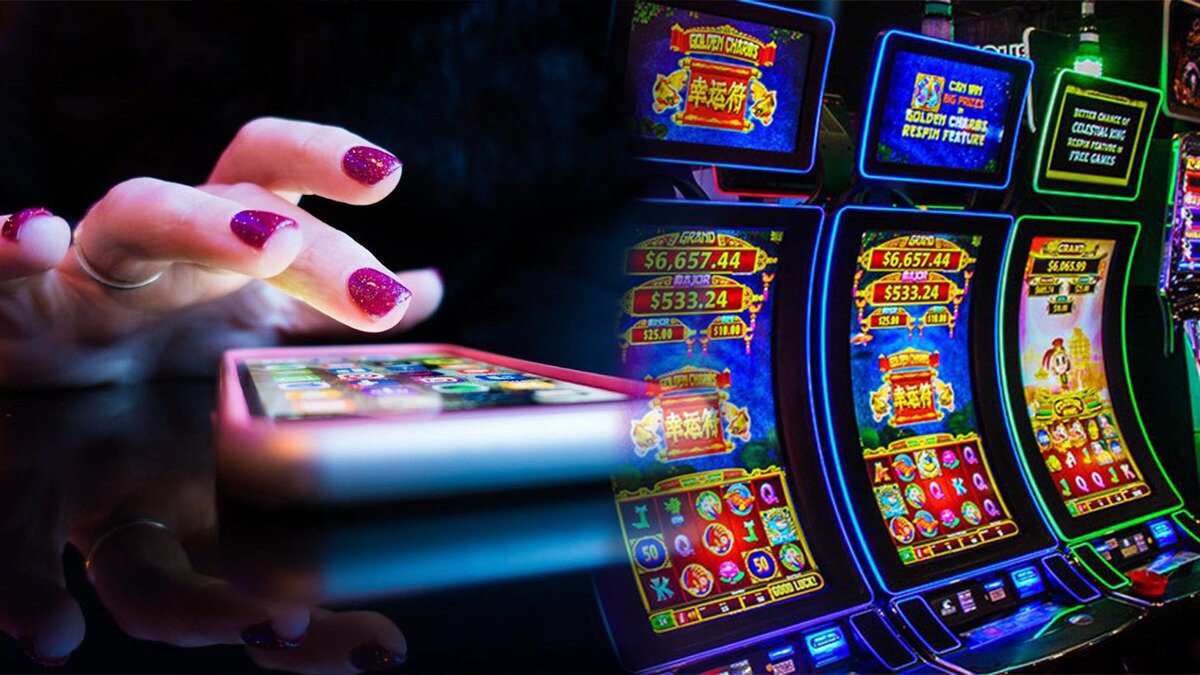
[209,117,402,205]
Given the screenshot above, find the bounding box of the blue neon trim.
[636,1,835,174]
[848,610,920,670]
[815,206,1058,597]
[803,208,879,605]
[856,30,1033,191]
[893,595,962,655]
[1039,554,1100,603]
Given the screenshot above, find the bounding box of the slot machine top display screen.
[1163,0,1200,123]
[1034,70,1161,201]
[1014,238,1152,518]
[859,31,1032,189]
[615,0,833,172]
[846,231,1020,565]
[611,206,826,643]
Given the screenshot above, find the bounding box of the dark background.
[0,1,1196,673]
[0,1,1163,371]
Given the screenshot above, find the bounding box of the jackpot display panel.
[597,201,889,674]
[1162,0,1200,123]
[858,31,1032,189]
[612,0,833,173]
[817,207,1056,593]
[1033,70,1161,201]
[999,216,1186,544]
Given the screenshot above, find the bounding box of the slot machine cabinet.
[1000,215,1200,608]
[816,206,1145,674]
[598,200,921,673]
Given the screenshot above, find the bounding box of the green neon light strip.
[1169,137,1182,205]
[1032,70,1163,202]
[1068,542,1131,590]
[997,216,1186,545]
[1032,604,1086,640]
[1172,509,1200,544]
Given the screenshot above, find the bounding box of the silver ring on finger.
[72,227,164,290]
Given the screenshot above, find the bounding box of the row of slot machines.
[592,1,1200,673]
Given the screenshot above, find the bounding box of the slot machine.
[1012,59,1200,607]
[1161,132,1200,498]
[595,2,922,672]
[1001,214,1200,608]
[815,31,1146,674]
[1158,1,1200,505]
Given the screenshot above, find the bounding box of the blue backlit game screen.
[861,32,1032,187]
[616,1,832,172]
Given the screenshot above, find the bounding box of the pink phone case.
[216,343,642,504]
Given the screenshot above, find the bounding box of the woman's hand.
[0,117,443,386]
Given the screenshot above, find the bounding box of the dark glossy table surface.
[0,381,1196,674]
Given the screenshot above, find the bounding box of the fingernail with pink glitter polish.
[342,146,402,186]
[2,207,53,242]
[348,267,411,319]
[230,210,297,249]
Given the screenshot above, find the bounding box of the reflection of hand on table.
[0,117,442,387]
[0,385,406,672]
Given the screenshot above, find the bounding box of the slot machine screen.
[1015,237,1152,516]
[614,222,823,633]
[859,31,1032,189]
[613,0,833,172]
[847,231,1020,565]
[1163,0,1200,123]
[1034,70,1160,200]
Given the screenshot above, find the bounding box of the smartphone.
[216,344,641,504]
